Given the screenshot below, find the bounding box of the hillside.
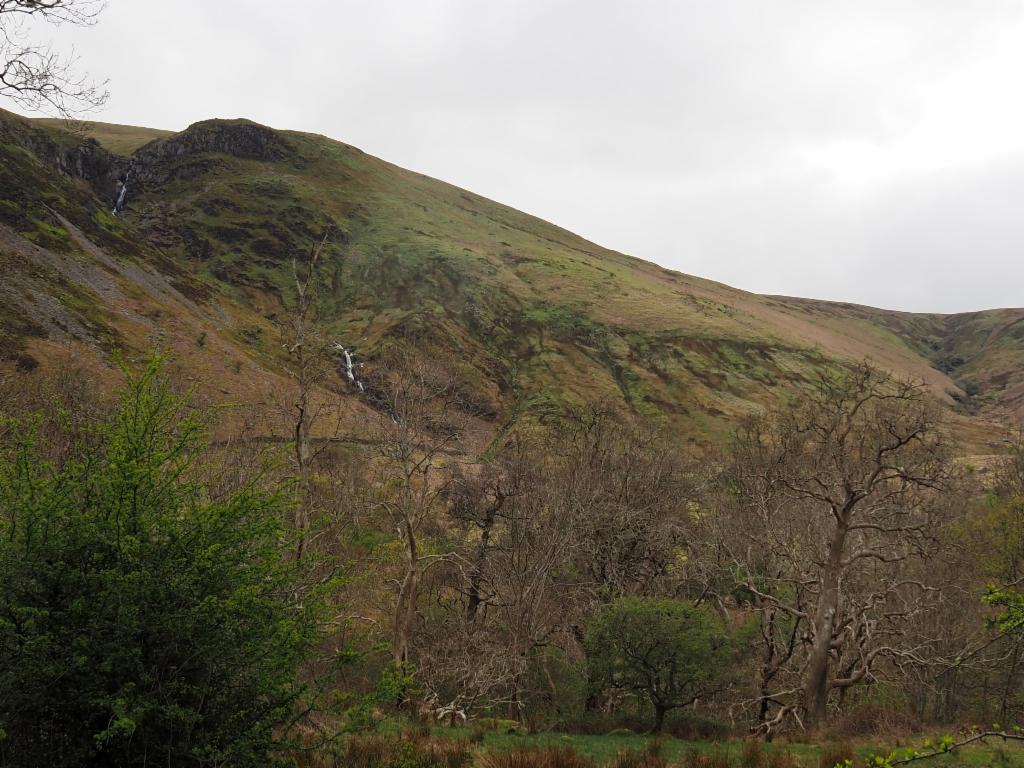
[1,108,1020,451]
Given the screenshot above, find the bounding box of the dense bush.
[0,359,327,767]
[585,598,738,733]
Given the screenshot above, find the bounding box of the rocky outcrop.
[0,112,293,209]
[131,119,293,184]
[0,110,127,205]
[146,119,291,160]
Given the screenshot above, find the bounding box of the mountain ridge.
[2,109,1021,451]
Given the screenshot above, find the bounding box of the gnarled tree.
[718,363,956,732]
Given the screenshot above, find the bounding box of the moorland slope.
[2,109,1021,451]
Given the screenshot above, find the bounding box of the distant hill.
[1,108,1020,452]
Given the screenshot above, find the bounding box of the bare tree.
[480,442,584,720]
[416,616,523,725]
[0,0,108,115]
[422,409,696,726]
[715,363,956,732]
[283,229,338,559]
[369,347,467,668]
[413,440,536,723]
[554,407,695,604]
[447,458,518,624]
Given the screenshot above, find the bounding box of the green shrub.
[585,597,738,733]
[0,357,328,767]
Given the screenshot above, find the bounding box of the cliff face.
[1,110,1021,453]
[0,113,295,210]
[0,111,128,206]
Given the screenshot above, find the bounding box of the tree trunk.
[1001,642,1022,720]
[757,607,777,730]
[651,703,667,734]
[293,372,312,561]
[803,521,846,729]
[392,525,419,667]
[466,504,497,621]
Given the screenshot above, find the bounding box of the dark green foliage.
[0,359,325,767]
[585,598,737,733]
[986,587,1024,636]
[341,662,416,733]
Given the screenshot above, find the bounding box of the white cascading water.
[112,163,133,215]
[333,343,365,392]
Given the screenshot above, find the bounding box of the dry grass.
[339,731,473,768]
[821,704,922,741]
[682,748,733,768]
[607,738,669,768]
[477,746,596,768]
[766,748,802,768]
[816,743,854,768]
[739,741,767,768]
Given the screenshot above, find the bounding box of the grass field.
[430,727,1024,767]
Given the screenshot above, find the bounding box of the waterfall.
[332,343,366,393]
[112,163,133,215]
[343,349,355,381]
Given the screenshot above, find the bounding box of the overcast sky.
[20,1,1024,313]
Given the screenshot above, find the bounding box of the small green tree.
[0,358,328,767]
[585,597,736,733]
[986,587,1024,636]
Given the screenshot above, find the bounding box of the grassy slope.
[34,117,173,155]
[778,297,1024,441]
[0,109,333,444]
[2,111,1021,451]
